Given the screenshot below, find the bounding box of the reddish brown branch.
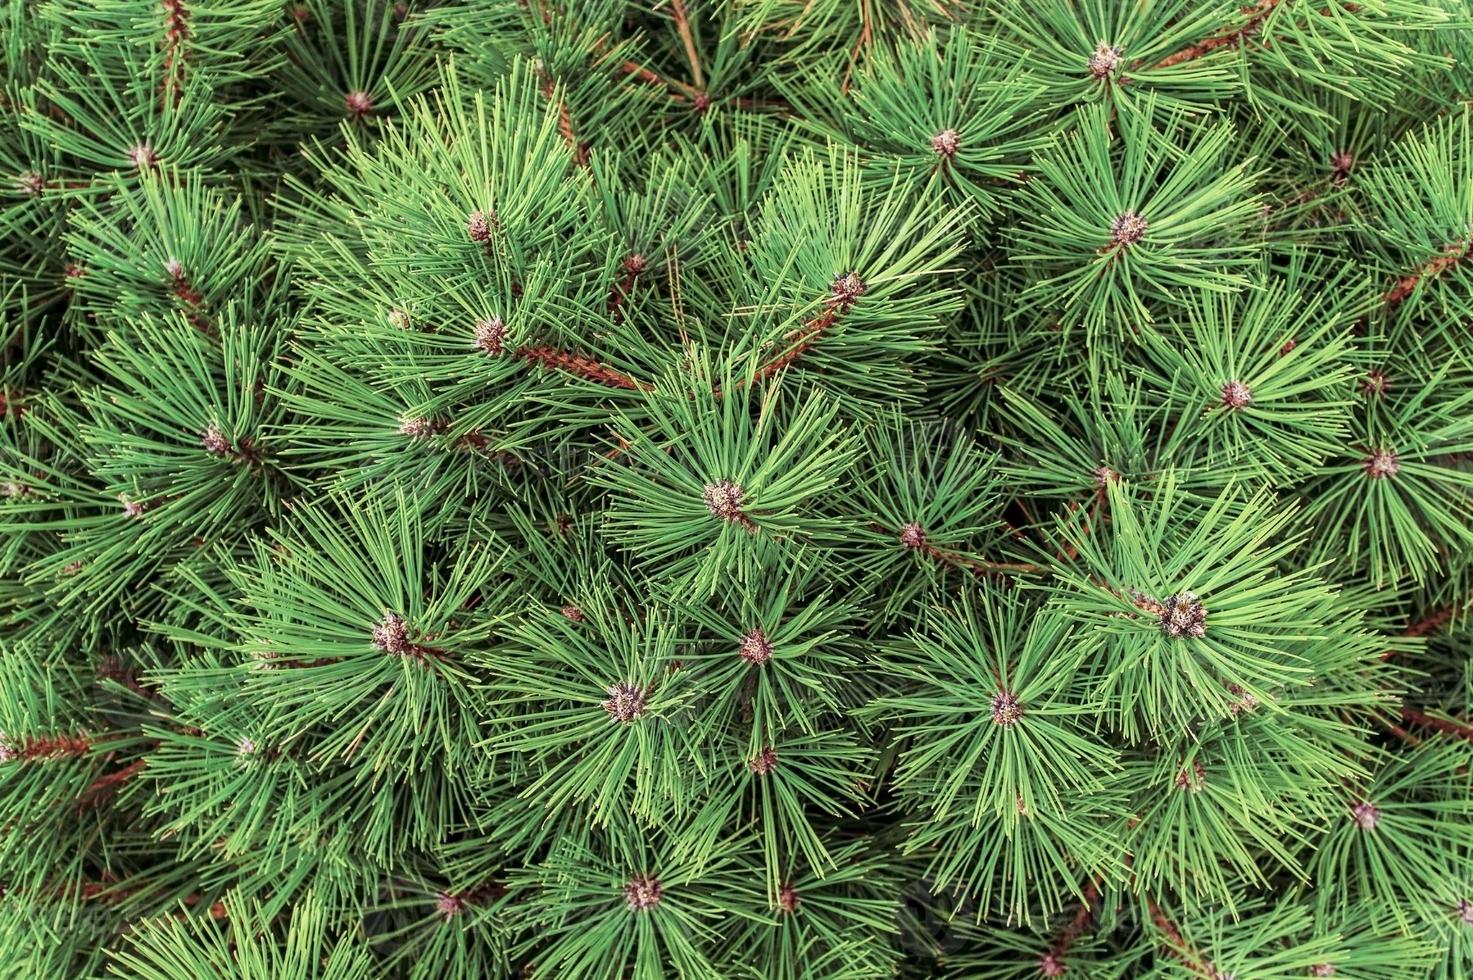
[868,523,1046,576]
[1041,879,1102,974]
[608,254,647,323]
[1153,0,1287,69]
[1384,242,1471,307]
[161,0,191,101]
[79,758,148,805]
[668,0,704,90]
[1401,707,1473,743]
[514,346,651,391]
[10,734,92,761]
[1147,899,1216,978]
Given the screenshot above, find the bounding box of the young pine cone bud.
[1351,800,1381,830]
[739,627,773,666]
[991,690,1023,726]
[127,142,158,170]
[1220,380,1253,409]
[372,612,411,654]
[1364,448,1399,479]
[1159,592,1207,639]
[474,316,509,356]
[624,875,663,911]
[747,746,778,775]
[1088,42,1123,80]
[1110,211,1148,247]
[344,90,374,119]
[931,129,960,158]
[603,682,647,722]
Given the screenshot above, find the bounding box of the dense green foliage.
[2,0,1473,976]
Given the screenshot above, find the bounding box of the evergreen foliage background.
[2,0,1473,976]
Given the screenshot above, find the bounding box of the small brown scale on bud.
[1220,380,1253,409]
[1457,899,1473,925]
[2,481,28,498]
[1225,683,1258,717]
[1093,465,1119,489]
[120,494,147,518]
[400,416,446,439]
[16,172,44,198]
[388,309,411,330]
[466,210,493,244]
[1175,759,1207,793]
[829,271,866,312]
[1311,965,1336,977]
[1362,371,1389,398]
[624,875,662,911]
[1330,149,1355,186]
[475,316,509,356]
[692,92,711,114]
[200,424,231,457]
[739,626,773,666]
[603,682,647,722]
[1351,800,1381,830]
[1110,211,1148,247]
[777,882,800,914]
[991,690,1023,726]
[747,746,778,775]
[899,522,927,550]
[164,257,184,280]
[436,893,467,918]
[128,142,158,170]
[623,253,648,276]
[1364,448,1399,480]
[704,479,748,523]
[1088,42,1123,80]
[373,612,411,655]
[1160,592,1207,639]
[561,604,585,623]
[1039,952,1066,977]
[931,129,960,158]
[344,90,374,119]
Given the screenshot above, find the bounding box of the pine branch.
[866,522,1045,576]
[161,0,191,101]
[668,0,704,90]
[514,345,651,390]
[1400,707,1473,743]
[1041,879,1101,975]
[1147,899,1217,979]
[1152,0,1288,69]
[1383,240,1472,307]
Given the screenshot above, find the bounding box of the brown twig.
[668,0,704,90]
[514,346,652,391]
[1383,242,1471,307]
[1152,0,1288,69]
[868,523,1047,576]
[161,0,191,101]
[1400,707,1473,743]
[1147,899,1216,978]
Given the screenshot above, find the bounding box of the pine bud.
[1458,899,1473,925]
[692,92,711,114]
[475,316,509,356]
[466,210,493,244]
[1159,592,1207,639]
[931,129,960,158]
[1175,759,1207,792]
[2,480,29,498]
[738,626,773,665]
[1088,42,1123,80]
[829,271,866,311]
[777,882,800,914]
[898,522,927,550]
[373,612,411,654]
[436,893,467,918]
[119,494,146,518]
[703,479,747,523]
[624,875,663,911]
[1093,465,1120,489]
[1220,380,1253,409]
[1110,211,1148,247]
[1361,371,1389,398]
[200,424,231,457]
[560,604,585,623]
[16,171,43,198]
[1330,149,1355,186]
[400,416,445,439]
[603,682,647,722]
[1311,965,1336,977]
[344,90,374,119]
[991,690,1023,726]
[1039,953,1066,977]
[1351,800,1381,830]
[387,309,411,330]
[747,746,778,775]
[1363,449,1399,480]
[164,257,184,280]
[127,142,158,170]
[623,253,648,276]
